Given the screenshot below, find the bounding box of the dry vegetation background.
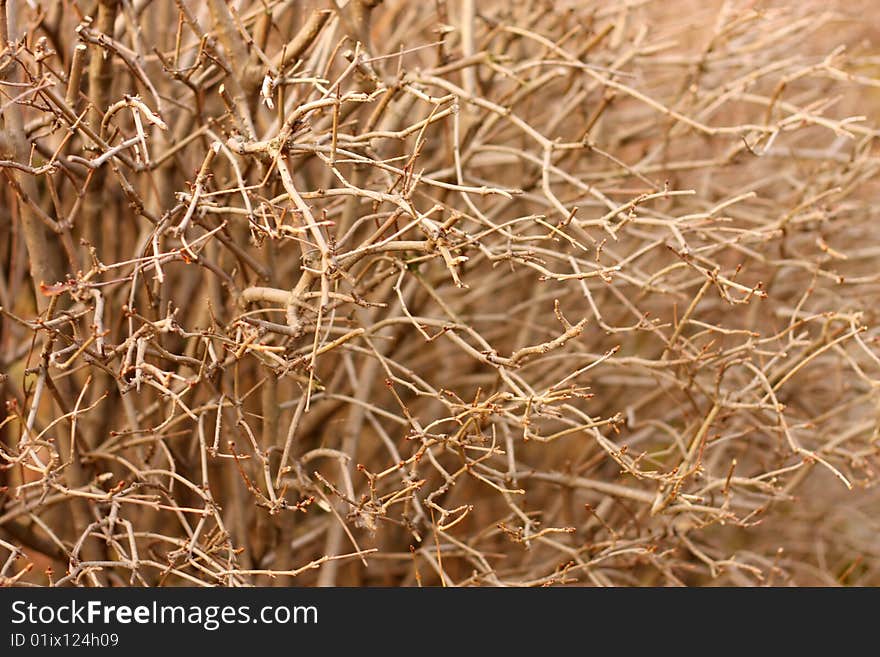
[1,0,880,587]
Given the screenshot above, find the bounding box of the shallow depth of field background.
[2,0,880,586]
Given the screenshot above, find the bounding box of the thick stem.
[0,0,67,308]
[344,0,384,53]
[83,0,120,262]
[207,0,257,137]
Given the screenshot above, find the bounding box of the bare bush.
[2,0,880,586]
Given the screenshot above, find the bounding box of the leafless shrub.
[2,0,880,586]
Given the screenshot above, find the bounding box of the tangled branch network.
[2,0,880,586]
